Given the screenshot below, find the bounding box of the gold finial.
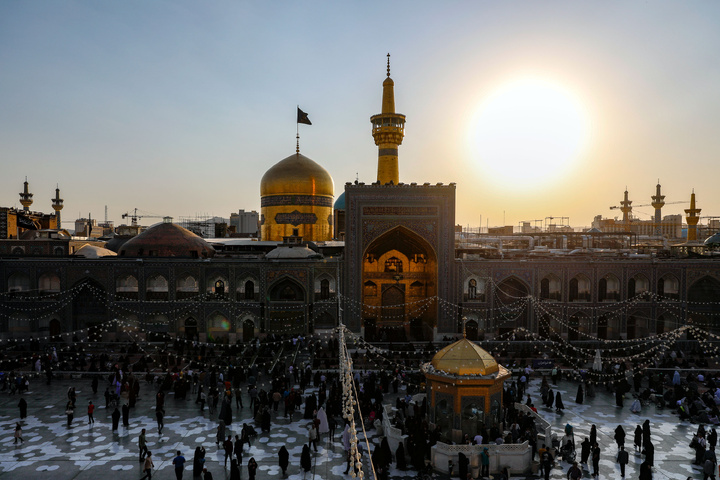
[387,53,391,77]
[462,317,467,338]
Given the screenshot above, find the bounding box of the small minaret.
[371,53,405,185]
[620,188,632,228]
[51,185,64,228]
[651,180,665,236]
[19,178,33,212]
[685,190,701,241]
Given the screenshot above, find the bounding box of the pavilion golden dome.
[430,338,500,376]
[260,153,334,242]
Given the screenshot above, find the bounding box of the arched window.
[244,280,255,300]
[146,275,168,301]
[176,274,199,300]
[116,275,139,300]
[214,280,225,297]
[468,279,477,299]
[658,275,679,300]
[569,278,579,302]
[8,273,30,293]
[39,273,61,294]
[384,257,403,273]
[601,274,620,301]
[570,275,590,302]
[364,281,377,297]
[320,279,330,300]
[540,275,561,301]
[540,278,550,299]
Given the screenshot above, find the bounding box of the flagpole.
[296,104,300,154]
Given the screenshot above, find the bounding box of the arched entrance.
[243,319,255,341]
[688,276,720,334]
[72,280,107,331]
[361,226,437,341]
[184,317,198,340]
[495,276,529,336]
[49,319,62,337]
[267,277,306,334]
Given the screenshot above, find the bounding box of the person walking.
[634,425,643,452]
[138,428,148,461]
[555,391,565,413]
[580,438,591,465]
[192,446,206,478]
[247,457,258,480]
[156,407,164,435]
[301,444,312,472]
[589,424,597,447]
[617,445,629,477]
[88,401,95,425]
[279,445,289,476]
[614,425,626,449]
[567,461,582,480]
[308,423,319,452]
[112,407,120,431]
[18,397,27,419]
[540,447,553,480]
[139,451,154,480]
[216,422,225,447]
[223,435,234,468]
[122,403,130,427]
[229,459,240,480]
[14,423,23,444]
[234,435,243,466]
[173,450,187,480]
[477,446,490,477]
[591,443,600,478]
[65,401,75,427]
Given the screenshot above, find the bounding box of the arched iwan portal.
[361,226,437,341]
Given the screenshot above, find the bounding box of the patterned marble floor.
[0,375,703,479]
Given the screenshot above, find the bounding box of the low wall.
[382,404,408,454]
[431,441,532,477]
[514,402,553,446]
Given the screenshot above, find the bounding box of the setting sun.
[470,78,591,188]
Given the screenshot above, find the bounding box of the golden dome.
[430,338,499,376]
[261,153,334,197]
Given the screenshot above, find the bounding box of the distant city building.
[229,210,259,237]
[592,214,683,238]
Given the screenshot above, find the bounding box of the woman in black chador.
[395,442,406,470]
[300,444,312,472]
[278,445,289,476]
[545,388,554,409]
[614,425,626,449]
[304,394,317,420]
[575,384,584,404]
[634,425,643,452]
[555,391,564,412]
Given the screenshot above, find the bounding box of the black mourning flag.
[17,214,38,230]
[297,108,312,125]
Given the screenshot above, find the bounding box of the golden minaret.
[19,178,33,212]
[371,54,405,185]
[685,190,701,241]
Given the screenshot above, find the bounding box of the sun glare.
[470,78,590,189]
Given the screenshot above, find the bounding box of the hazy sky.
[2,1,719,230]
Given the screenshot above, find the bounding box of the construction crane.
[121,208,165,226]
[610,201,686,210]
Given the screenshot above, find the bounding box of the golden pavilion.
[422,336,511,442]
